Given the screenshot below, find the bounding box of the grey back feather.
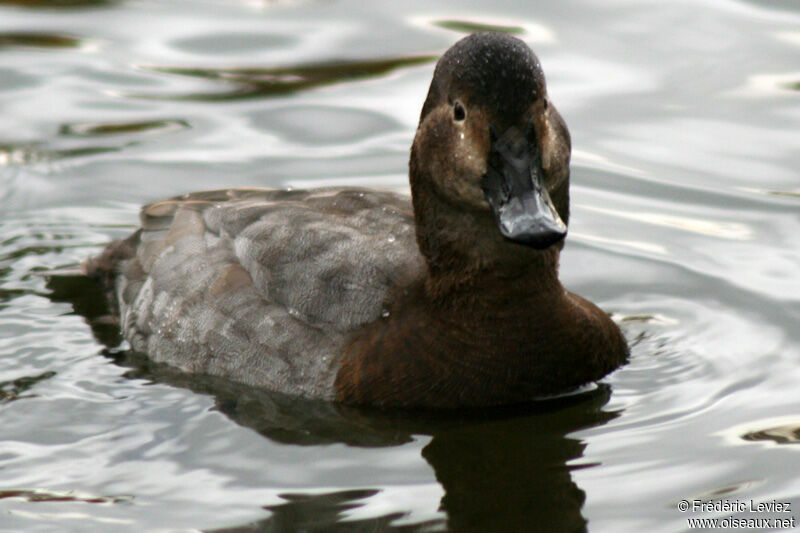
[114,187,424,399]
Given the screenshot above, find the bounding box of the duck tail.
[81,229,141,289]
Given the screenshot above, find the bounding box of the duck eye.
[453,101,466,122]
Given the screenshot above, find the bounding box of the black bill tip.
[497,194,567,248]
[482,123,567,250]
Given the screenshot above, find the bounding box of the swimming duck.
[86,32,628,408]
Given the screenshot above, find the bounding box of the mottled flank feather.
[89,187,424,399]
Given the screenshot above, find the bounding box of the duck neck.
[336,242,570,407]
[424,262,562,321]
[411,175,562,304]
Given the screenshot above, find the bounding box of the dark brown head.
[410,32,571,276]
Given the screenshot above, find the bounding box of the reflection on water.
[767,189,800,198]
[59,119,190,137]
[50,272,616,531]
[191,378,617,532]
[1,0,799,531]
[0,0,114,7]
[0,32,82,49]
[222,489,413,532]
[430,19,525,35]
[414,16,556,44]
[0,489,131,505]
[685,479,764,507]
[780,80,800,91]
[135,56,436,101]
[0,120,190,168]
[742,423,800,445]
[0,141,125,165]
[0,370,56,403]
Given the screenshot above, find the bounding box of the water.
[1,0,798,531]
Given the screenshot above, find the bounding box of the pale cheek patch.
[421,107,489,209]
[539,105,569,190]
[448,125,489,208]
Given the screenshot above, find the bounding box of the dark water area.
[0,0,798,531]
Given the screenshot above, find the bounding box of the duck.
[85,32,628,409]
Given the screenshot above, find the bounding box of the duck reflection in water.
[48,272,619,531]
[96,345,617,532]
[166,367,618,533]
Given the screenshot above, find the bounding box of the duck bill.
[481,126,567,249]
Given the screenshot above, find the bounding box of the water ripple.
[0,371,57,404]
[0,489,131,505]
[132,55,436,101]
[740,419,800,446]
[59,119,190,137]
[0,32,83,49]
[0,0,114,7]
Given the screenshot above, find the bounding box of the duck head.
[410,32,571,275]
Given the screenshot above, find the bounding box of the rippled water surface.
[1,0,799,531]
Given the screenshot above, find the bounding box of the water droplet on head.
[381,309,390,318]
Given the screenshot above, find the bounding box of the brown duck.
[86,32,628,408]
